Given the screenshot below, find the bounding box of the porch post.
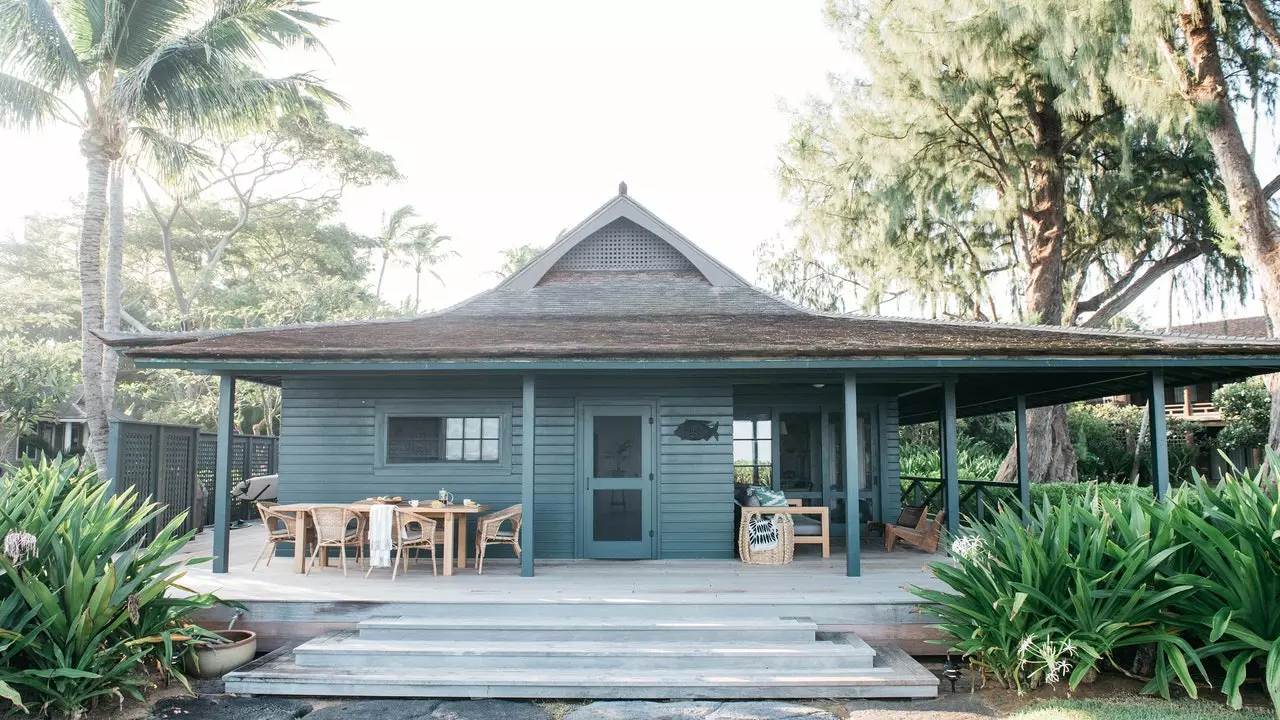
[1148,369,1170,499]
[1014,394,1030,525]
[941,379,960,538]
[520,373,536,577]
[213,374,236,574]
[842,372,861,578]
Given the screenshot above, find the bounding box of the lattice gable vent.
[548,218,702,274]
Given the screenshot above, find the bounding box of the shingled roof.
[105,190,1280,363]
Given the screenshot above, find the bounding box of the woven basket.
[738,511,795,565]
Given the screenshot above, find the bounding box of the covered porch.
[177,520,949,653]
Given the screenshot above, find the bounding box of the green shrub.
[1213,380,1270,451]
[0,458,225,718]
[1028,482,1152,507]
[912,486,1200,696]
[1162,459,1280,714]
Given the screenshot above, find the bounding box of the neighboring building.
[1111,315,1271,427]
[104,188,1280,576]
[9,389,130,460]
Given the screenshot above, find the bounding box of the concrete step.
[358,616,819,643]
[226,645,939,700]
[294,634,877,671]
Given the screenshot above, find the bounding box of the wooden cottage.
[107,186,1280,575]
[100,187,1280,699]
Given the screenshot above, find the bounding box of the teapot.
[438,488,454,505]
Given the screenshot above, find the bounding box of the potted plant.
[183,613,258,679]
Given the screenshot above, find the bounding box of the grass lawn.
[1012,699,1275,719]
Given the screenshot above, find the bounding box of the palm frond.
[127,125,212,196]
[0,0,91,106]
[106,0,201,69]
[130,69,343,137]
[0,70,66,128]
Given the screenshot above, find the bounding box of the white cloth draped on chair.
[368,504,394,568]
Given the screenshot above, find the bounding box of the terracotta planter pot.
[183,629,257,679]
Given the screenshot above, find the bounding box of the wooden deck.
[178,524,950,654]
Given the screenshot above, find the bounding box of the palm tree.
[0,0,339,467]
[373,205,419,300]
[398,224,456,311]
[496,243,545,278]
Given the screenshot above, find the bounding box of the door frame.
[574,399,659,559]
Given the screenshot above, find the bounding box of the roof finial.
[618,181,628,196]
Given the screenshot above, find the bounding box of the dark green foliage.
[916,462,1280,717]
[0,458,226,716]
[913,486,1199,695]
[1163,460,1280,714]
[1213,381,1270,452]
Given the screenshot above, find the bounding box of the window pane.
[755,420,772,439]
[482,417,499,438]
[733,420,754,440]
[463,439,481,461]
[481,439,499,461]
[756,440,772,464]
[445,439,463,461]
[733,440,754,462]
[387,417,442,464]
[445,417,464,439]
[464,417,481,438]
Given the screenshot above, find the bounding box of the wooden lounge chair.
[392,507,439,580]
[252,502,298,571]
[476,504,522,574]
[885,507,946,553]
[307,505,365,576]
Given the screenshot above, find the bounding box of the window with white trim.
[386,416,501,464]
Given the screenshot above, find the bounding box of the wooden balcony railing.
[900,475,1020,524]
[1165,401,1221,421]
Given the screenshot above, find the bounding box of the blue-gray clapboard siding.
[882,398,901,524]
[279,373,734,559]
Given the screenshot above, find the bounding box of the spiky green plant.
[0,457,225,718]
[912,487,1201,696]
[1162,458,1280,717]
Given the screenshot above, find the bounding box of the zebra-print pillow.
[748,513,780,551]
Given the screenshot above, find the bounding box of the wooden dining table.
[271,502,490,576]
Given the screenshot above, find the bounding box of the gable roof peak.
[498,193,748,290]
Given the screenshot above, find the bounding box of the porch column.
[1148,369,1170,499]
[842,372,861,577]
[941,379,960,538]
[1014,394,1030,525]
[213,374,236,574]
[520,373,536,577]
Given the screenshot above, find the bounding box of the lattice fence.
[108,420,197,540]
[109,420,278,540]
[196,433,279,526]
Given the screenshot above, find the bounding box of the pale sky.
[0,0,1261,325]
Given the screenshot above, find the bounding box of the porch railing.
[900,475,1020,524]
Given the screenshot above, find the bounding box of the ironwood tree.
[1111,0,1280,451]
[773,0,1245,482]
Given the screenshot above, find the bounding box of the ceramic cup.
[463,498,474,505]
[409,499,419,507]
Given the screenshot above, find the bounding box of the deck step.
[358,616,819,643]
[293,636,877,671]
[227,646,939,699]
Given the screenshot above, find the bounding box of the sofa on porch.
[733,486,830,562]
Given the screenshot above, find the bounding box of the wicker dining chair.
[392,507,439,580]
[252,502,298,571]
[475,504,522,574]
[307,505,365,576]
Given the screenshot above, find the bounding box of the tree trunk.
[996,88,1078,483]
[376,252,389,300]
[1179,0,1280,453]
[78,149,111,470]
[414,269,421,311]
[101,162,125,422]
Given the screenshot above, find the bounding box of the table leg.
[293,514,307,574]
[456,515,467,569]
[443,513,455,577]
